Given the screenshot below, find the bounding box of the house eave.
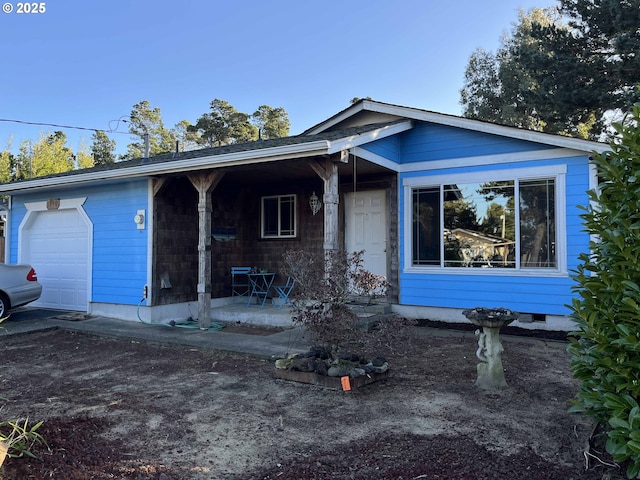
[307,99,609,154]
[326,120,413,154]
[388,106,609,154]
[0,120,414,195]
[0,140,333,195]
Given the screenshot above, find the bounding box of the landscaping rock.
[367,361,389,374]
[290,357,317,372]
[372,356,387,367]
[304,347,330,359]
[327,365,349,377]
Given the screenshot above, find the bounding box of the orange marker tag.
[341,376,351,391]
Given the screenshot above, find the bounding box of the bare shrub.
[281,249,414,359]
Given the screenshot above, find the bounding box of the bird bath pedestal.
[462,307,518,390]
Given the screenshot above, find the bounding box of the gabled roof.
[0,99,610,195]
[0,120,412,194]
[304,99,609,154]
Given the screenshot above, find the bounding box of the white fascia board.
[326,120,413,154]
[0,140,331,194]
[365,102,609,153]
[304,102,366,135]
[352,146,588,174]
[352,146,401,171]
[395,147,590,173]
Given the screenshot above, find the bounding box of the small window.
[261,194,296,238]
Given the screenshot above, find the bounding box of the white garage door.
[24,209,89,311]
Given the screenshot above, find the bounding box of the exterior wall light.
[134,209,145,230]
[309,191,322,216]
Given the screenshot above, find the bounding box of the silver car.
[0,264,43,317]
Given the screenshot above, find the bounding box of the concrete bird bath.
[462,307,519,390]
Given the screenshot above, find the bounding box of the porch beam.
[322,161,339,251]
[152,178,168,197]
[187,171,225,329]
[309,154,343,269]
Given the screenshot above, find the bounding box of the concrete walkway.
[0,308,310,360]
[1,308,562,361]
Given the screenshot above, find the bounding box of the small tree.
[281,249,359,354]
[568,101,640,479]
[280,249,410,359]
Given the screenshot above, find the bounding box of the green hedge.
[569,102,640,479]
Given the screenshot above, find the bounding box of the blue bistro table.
[247,272,275,307]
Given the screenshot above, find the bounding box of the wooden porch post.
[323,161,339,252]
[309,151,348,270]
[188,171,224,329]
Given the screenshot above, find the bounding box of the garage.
[21,206,90,311]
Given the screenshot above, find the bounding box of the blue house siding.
[564,157,592,274]
[8,202,26,263]
[396,123,555,163]
[10,181,149,306]
[395,124,592,316]
[361,135,400,162]
[84,182,148,305]
[400,273,576,315]
[363,123,555,166]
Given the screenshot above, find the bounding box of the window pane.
[279,196,295,236]
[412,187,440,265]
[520,179,556,268]
[444,181,516,268]
[262,195,296,238]
[263,198,278,236]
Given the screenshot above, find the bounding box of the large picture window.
[261,194,296,238]
[407,168,562,271]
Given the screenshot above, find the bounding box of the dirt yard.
[0,323,624,479]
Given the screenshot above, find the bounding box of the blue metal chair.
[247,272,275,307]
[231,267,252,303]
[272,277,295,309]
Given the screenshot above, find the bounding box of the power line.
[0,118,131,135]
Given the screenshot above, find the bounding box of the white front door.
[345,190,387,277]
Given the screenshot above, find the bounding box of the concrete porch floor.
[210,300,392,328]
[211,302,294,327]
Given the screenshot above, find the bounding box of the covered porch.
[148,147,399,327]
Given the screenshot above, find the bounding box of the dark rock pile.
[275,347,389,378]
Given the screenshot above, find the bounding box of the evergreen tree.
[460,3,640,139]
[557,0,640,111]
[252,105,290,139]
[15,131,75,179]
[460,8,568,134]
[91,130,116,165]
[125,100,175,159]
[0,138,14,183]
[189,99,258,147]
[171,119,201,152]
[75,140,94,169]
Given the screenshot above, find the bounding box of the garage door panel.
[24,209,89,311]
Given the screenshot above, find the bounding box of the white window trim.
[403,165,567,276]
[261,194,297,239]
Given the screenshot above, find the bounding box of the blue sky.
[1,0,559,157]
